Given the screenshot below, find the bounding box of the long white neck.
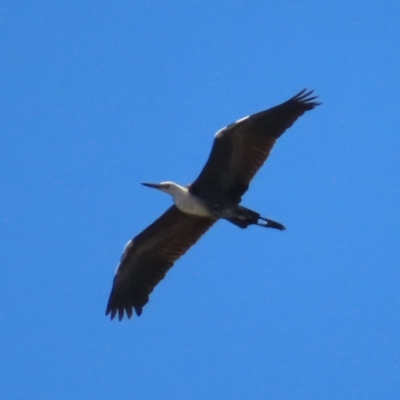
[165,182,188,200]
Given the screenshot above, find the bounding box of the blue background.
[1,2,399,399]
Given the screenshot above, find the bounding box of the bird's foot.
[257,217,286,230]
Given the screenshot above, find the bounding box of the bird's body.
[106,89,320,320]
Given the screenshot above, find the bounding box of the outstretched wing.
[106,205,216,320]
[190,89,320,203]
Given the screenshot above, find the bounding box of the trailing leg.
[224,205,285,230]
[256,216,286,230]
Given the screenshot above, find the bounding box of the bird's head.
[141,181,182,196]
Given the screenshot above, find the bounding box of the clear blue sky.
[1,2,399,399]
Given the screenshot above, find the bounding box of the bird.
[106,89,320,320]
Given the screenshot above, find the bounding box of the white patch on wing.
[118,239,131,262]
[114,263,120,274]
[214,115,250,138]
[114,239,133,274]
[123,239,132,253]
[214,127,226,138]
[235,115,250,124]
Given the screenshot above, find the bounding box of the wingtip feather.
[292,88,322,107]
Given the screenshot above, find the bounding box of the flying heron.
[106,89,320,320]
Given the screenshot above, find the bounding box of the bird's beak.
[141,182,163,189]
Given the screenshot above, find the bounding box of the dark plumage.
[106,206,216,320]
